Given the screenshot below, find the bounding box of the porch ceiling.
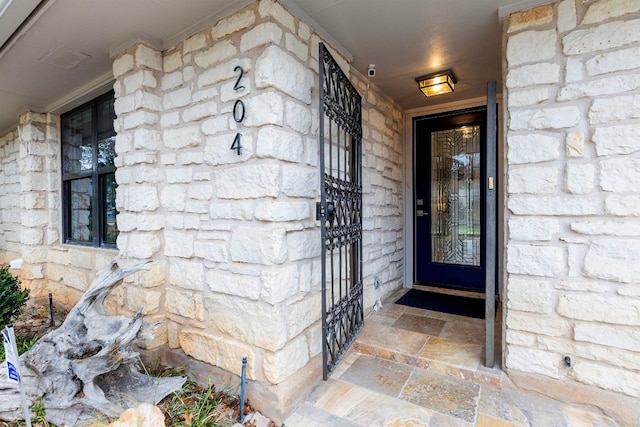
[0,0,552,135]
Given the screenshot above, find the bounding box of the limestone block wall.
[0,0,403,420]
[353,74,405,307]
[111,1,321,390]
[108,0,403,419]
[0,112,118,304]
[503,0,640,421]
[16,112,59,293]
[0,129,21,263]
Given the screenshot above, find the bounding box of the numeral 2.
[233,66,245,91]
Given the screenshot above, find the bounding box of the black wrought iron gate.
[317,43,363,379]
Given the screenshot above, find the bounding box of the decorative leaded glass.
[430,125,481,266]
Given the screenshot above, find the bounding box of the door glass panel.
[430,125,481,266]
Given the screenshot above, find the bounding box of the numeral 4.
[231,133,242,155]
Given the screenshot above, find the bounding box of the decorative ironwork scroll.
[318,43,363,379]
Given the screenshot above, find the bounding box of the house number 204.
[231,65,245,155]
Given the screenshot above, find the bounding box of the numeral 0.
[233,100,245,123]
[232,66,245,156]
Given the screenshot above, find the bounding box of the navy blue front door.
[414,108,487,292]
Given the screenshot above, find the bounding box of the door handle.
[417,210,428,217]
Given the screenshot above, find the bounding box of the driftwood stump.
[0,261,185,426]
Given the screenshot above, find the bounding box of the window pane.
[97,96,116,168]
[62,92,116,248]
[62,106,93,174]
[103,173,119,245]
[70,178,93,243]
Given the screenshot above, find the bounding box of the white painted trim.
[108,0,267,57]
[279,0,352,62]
[402,95,503,288]
[46,70,114,115]
[15,104,44,116]
[161,0,255,52]
[0,0,14,18]
[105,0,354,64]
[0,103,46,136]
[0,123,17,137]
[108,0,255,57]
[0,63,113,136]
[0,0,56,60]
[498,0,557,19]
[405,96,490,120]
[109,33,162,58]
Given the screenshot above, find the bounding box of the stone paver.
[284,289,620,427]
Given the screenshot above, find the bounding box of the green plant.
[161,378,232,426]
[0,396,55,427]
[0,334,39,361]
[0,265,29,330]
[31,397,52,427]
[148,364,242,427]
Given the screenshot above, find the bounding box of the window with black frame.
[61,91,118,247]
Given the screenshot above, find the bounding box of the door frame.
[413,106,488,292]
[403,94,504,366]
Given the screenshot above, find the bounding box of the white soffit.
[39,45,90,70]
[0,0,42,50]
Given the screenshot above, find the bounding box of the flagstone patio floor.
[283,287,619,427]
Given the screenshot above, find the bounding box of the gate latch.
[316,202,324,220]
[316,201,335,220]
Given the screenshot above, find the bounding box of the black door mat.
[395,289,487,319]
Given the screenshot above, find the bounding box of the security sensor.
[368,64,375,77]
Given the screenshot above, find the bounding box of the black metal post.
[48,293,55,327]
[239,356,247,423]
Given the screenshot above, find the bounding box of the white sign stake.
[2,325,32,427]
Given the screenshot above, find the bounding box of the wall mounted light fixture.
[416,69,456,97]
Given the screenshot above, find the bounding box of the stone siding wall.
[0,129,21,263]
[108,0,404,419]
[355,75,405,306]
[0,0,403,420]
[1,114,116,303]
[504,0,640,421]
[112,1,322,389]
[16,112,59,295]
